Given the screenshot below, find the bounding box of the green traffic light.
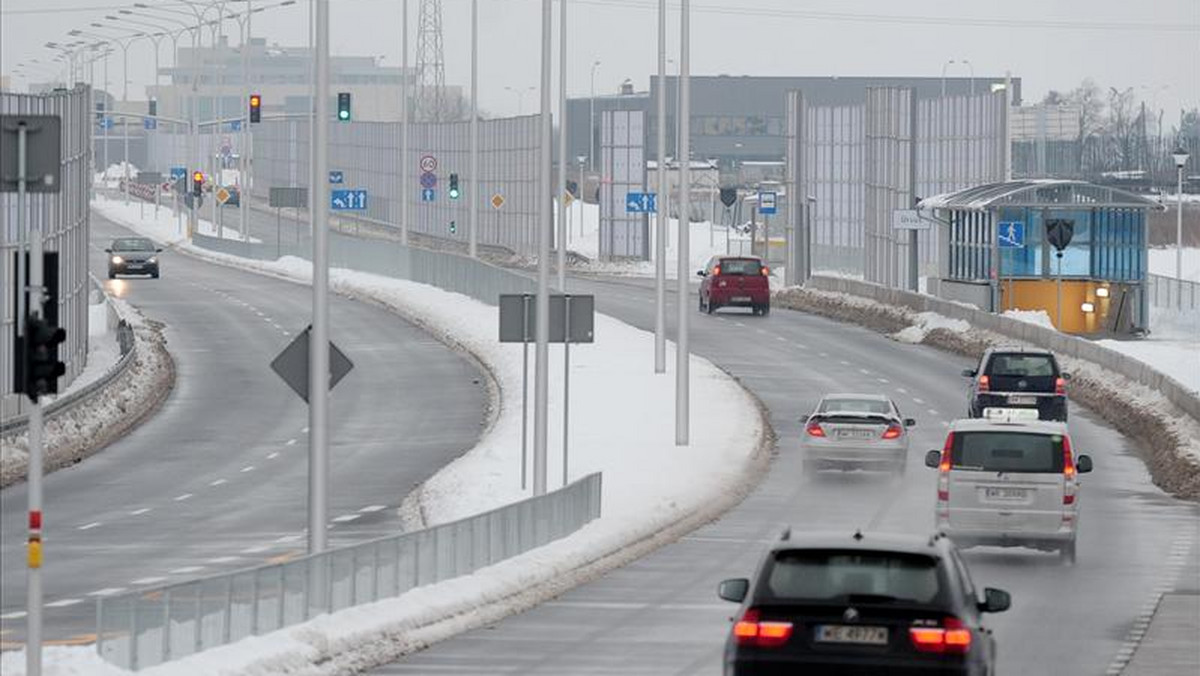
[449,188,460,199]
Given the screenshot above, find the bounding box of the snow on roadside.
[1002,308,1056,329]
[92,193,257,243]
[1148,247,1200,282]
[894,311,971,344]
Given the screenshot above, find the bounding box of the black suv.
[717,530,1009,675]
[963,347,1068,421]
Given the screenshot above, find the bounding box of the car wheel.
[151,270,160,279]
[706,299,716,315]
[761,304,770,316]
[108,269,116,279]
[1060,540,1077,565]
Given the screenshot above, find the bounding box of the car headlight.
[111,255,124,264]
[147,257,158,264]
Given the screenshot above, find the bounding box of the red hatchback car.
[698,256,771,315]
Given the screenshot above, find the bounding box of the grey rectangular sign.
[134,171,163,185]
[499,294,595,344]
[0,114,62,193]
[269,186,308,208]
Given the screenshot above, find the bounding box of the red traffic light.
[193,171,204,182]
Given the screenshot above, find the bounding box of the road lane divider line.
[286,439,297,446]
[77,522,102,531]
[206,556,241,564]
[44,599,83,608]
[173,493,193,501]
[240,465,256,473]
[209,478,228,486]
[0,611,27,620]
[87,588,126,597]
[130,577,167,585]
[359,505,388,513]
[267,451,280,459]
[332,514,361,523]
[129,508,151,516]
[168,566,204,574]
[275,534,303,543]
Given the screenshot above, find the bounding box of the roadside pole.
[240,0,253,241]
[309,0,331,554]
[654,0,666,374]
[468,0,478,258]
[556,0,568,291]
[400,0,410,244]
[675,0,690,445]
[123,117,130,205]
[534,0,552,495]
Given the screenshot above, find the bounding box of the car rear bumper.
[803,441,907,468]
[972,393,1067,420]
[938,525,1075,550]
[728,655,976,676]
[709,290,769,306]
[110,263,159,275]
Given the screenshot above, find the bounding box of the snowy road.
[0,210,489,645]
[372,274,1199,676]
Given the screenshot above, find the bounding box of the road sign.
[331,189,368,210]
[893,209,930,230]
[420,154,437,173]
[1046,219,1074,251]
[215,187,232,205]
[0,115,62,194]
[625,191,657,213]
[143,118,157,130]
[170,166,186,182]
[491,193,505,210]
[98,117,113,129]
[229,120,242,131]
[421,188,436,202]
[758,191,778,215]
[420,171,437,189]
[998,221,1025,248]
[134,171,163,185]
[719,187,738,208]
[268,186,307,208]
[270,326,354,403]
[328,171,344,184]
[499,294,596,343]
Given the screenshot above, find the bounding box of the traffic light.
[249,93,262,123]
[337,92,351,121]
[192,171,204,197]
[22,316,66,402]
[449,220,457,235]
[448,173,460,199]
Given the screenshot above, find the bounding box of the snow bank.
[1002,308,1056,329]
[894,311,971,344]
[91,193,257,243]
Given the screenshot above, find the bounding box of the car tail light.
[712,265,721,276]
[761,266,770,276]
[881,423,903,440]
[909,617,972,654]
[805,421,826,438]
[733,608,793,648]
[1062,435,1077,505]
[937,432,954,502]
[1055,377,1066,395]
[978,375,990,392]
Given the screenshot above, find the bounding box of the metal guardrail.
[1147,272,1199,311]
[0,278,137,436]
[97,472,602,670]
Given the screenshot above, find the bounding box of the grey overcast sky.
[3,0,1198,120]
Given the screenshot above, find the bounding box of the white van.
[923,414,1093,564]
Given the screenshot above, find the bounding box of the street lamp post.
[940,59,975,96]
[504,86,534,115]
[556,0,568,292]
[654,0,666,374]
[589,60,600,171]
[676,0,690,446]
[1173,147,1190,309]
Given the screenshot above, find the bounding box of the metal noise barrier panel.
[97,472,602,670]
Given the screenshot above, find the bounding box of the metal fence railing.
[1148,272,1200,311]
[97,472,602,670]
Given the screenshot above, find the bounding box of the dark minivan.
[963,347,1068,422]
[718,530,1009,676]
[698,256,771,316]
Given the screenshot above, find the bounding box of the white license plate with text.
[816,624,888,645]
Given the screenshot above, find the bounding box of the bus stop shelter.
[920,180,1164,335]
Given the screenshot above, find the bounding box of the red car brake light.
[733,608,793,648]
[909,616,972,654]
[978,375,990,392]
[882,423,903,440]
[937,432,954,501]
[1055,376,1066,395]
[761,265,770,276]
[805,420,826,437]
[712,265,721,276]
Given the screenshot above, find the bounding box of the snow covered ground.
[2,203,767,675]
[92,193,257,243]
[1148,247,1200,282]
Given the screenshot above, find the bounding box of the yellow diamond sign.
[491,193,505,210]
[216,187,231,205]
[563,192,574,206]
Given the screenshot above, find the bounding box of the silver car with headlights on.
[802,394,915,476]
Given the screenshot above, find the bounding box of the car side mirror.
[924,450,942,469]
[1062,372,1072,381]
[104,248,112,253]
[904,418,917,428]
[155,248,163,253]
[696,270,707,277]
[1076,454,1093,474]
[979,587,1011,614]
[961,368,976,378]
[718,578,749,603]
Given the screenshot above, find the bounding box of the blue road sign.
[331,189,368,211]
[421,187,436,202]
[758,191,778,215]
[170,167,187,182]
[420,171,437,189]
[99,117,114,129]
[329,171,344,184]
[998,221,1025,248]
[143,118,157,130]
[625,192,657,213]
[229,120,242,131]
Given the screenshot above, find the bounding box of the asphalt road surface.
[0,209,488,646]
[373,274,1199,676]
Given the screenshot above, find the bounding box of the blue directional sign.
[229,120,242,131]
[625,192,657,213]
[420,171,437,189]
[170,167,187,182]
[331,189,368,211]
[329,171,344,184]
[758,191,778,215]
[998,221,1025,248]
[421,187,436,202]
[98,117,114,129]
[143,118,157,130]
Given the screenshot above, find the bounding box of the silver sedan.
[801,393,916,476]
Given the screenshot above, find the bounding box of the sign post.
[1046,219,1075,329]
[894,209,932,293]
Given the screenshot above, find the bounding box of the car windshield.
[819,398,890,415]
[987,353,1057,377]
[763,550,942,605]
[113,239,155,252]
[718,259,762,275]
[952,431,1065,473]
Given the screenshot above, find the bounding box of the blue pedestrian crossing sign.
[422,188,436,202]
[331,189,368,211]
[998,221,1025,248]
[625,192,657,213]
[329,171,344,184]
[229,120,242,131]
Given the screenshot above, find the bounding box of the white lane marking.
[734,322,746,327]
[877,378,890,384]
[285,439,297,446]
[209,479,228,487]
[755,328,768,335]
[275,534,303,543]
[174,493,194,502]
[88,588,127,597]
[131,577,167,586]
[129,508,151,516]
[359,505,388,513]
[266,452,280,460]
[207,556,240,564]
[913,397,925,404]
[896,387,908,394]
[858,369,871,375]
[775,335,787,342]
[240,465,256,473]
[928,409,939,416]
[169,566,205,574]
[332,514,361,523]
[301,427,309,434]
[241,545,271,554]
[77,522,102,531]
[0,611,28,620]
[818,352,829,358]
[45,599,83,608]
[839,360,851,366]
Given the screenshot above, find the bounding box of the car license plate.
[836,429,874,439]
[984,486,1028,500]
[816,624,888,645]
[731,296,751,302]
[1007,395,1037,405]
